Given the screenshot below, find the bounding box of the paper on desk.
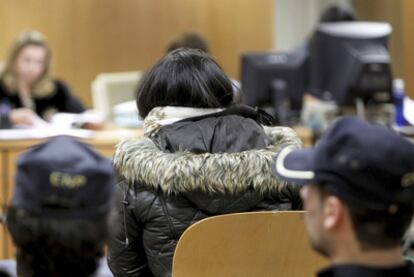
[50,111,104,128]
[393,96,414,136]
[0,111,104,140]
[0,128,94,140]
[12,115,51,129]
[404,96,414,126]
[0,113,95,140]
[112,101,143,128]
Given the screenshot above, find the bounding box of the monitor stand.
[270,80,301,126]
[339,98,395,126]
[355,98,366,120]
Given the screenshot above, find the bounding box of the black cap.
[11,136,115,219]
[273,117,414,211]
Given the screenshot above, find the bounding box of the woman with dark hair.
[108,49,303,277]
[165,33,243,104]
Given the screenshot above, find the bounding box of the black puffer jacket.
[108,112,303,277]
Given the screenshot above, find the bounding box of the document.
[0,128,94,140]
[0,112,101,140]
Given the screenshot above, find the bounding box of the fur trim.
[114,126,302,194]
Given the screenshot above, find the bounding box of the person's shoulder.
[0,80,11,96]
[53,79,71,93]
[45,79,73,101]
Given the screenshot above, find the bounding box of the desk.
[0,126,311,259]
[293,126,313,147]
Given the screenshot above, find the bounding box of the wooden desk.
[0,126,311,259]
[293,126,313,147]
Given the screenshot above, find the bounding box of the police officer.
[273,117,414,277]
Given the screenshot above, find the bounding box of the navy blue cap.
[11,136,115,219]
[273,117,414,211]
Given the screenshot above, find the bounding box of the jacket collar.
[144,106,224,138]
[114,125,302,194]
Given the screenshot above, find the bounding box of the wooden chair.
[172,211,328,277]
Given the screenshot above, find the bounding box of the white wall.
[274,0,352,51]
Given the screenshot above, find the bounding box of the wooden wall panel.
[354,0,414,98]
[0,151,5,259]
[402,0,414,98]
[0,0,274,108]
[353,0,403,79]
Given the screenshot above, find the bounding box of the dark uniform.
[272,117,414,277]
[318,263,414,277]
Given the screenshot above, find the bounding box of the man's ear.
[322,196,344,231]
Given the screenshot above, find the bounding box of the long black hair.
[137,48,233,118]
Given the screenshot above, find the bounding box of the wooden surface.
[0,151,4,213]
[0,0,273,108]
[293,126,312,148]
[0,152,4,259]
[402,0,414,99]
[172,211,329,277]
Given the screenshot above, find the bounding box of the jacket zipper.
[159,195,179,239]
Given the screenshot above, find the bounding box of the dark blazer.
[0,80,84,128]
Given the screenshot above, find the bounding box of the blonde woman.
[0,31,84,128]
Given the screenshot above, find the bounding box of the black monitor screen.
[309,22,393,106]
[241,48,307,121]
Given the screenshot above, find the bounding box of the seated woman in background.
[108,48,303,277]
[166,32,242,103]
[166,32,210,53]
[319,3,357,23]
[0,31,84,128]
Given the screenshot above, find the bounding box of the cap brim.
[272,147,316,185]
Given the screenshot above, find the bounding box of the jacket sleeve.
[107,182,153,276]
[258,183,303,212]
[0,112,11,129]
[278,183,303,210]
[0,86,11,129]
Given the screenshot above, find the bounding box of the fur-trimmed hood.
[114,125,302,195]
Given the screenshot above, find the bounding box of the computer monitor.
[309,22,393,106]
[241,48,308,124]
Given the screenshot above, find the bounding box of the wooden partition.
[353,0,414,98]
[173,211,328,277]
[353,0,403,78]
[0,0,273,107]
[402,0,414,98]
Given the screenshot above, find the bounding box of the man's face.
[300,184,331,257]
